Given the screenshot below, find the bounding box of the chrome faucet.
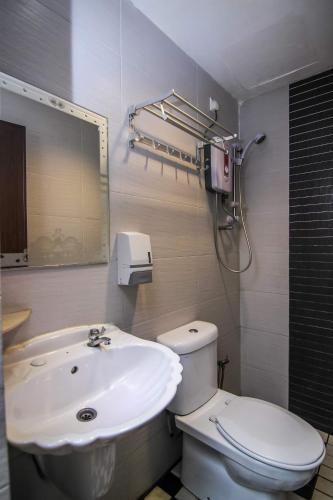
[87,326,111,348]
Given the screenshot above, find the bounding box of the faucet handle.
[89,328,100,340]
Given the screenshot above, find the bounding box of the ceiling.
[131,0,333,102]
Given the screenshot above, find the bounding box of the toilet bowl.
[157,321,325,500]
[177,390,324,500]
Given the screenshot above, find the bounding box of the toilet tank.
[157,321,218,415]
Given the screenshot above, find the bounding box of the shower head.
[254,133,266,144]
[239,132,266,162]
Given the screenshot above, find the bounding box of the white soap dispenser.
[117,232,153,285]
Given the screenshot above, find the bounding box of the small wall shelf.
[3,309,32,333]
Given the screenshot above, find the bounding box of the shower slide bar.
[128,89,237,171]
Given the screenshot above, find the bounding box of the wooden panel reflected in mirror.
[0,73,109,269]
[0,120,27,267]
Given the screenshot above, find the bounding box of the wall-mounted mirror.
[0,72,109,268]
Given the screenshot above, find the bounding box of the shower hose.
[213,162,252,274]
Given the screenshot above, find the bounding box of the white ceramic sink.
[4,323,182,455]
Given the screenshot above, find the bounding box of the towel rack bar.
[162,99,221,139]
[128,89,237,170]
[130,89,236,139]
[144,106,226,152]
[129,89,174,114]
[129,130,202,171]
[150,103,213,140]
[171,90,235,137]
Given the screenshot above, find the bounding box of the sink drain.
[76,408,97,422]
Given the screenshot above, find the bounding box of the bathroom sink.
[4,324,182,455]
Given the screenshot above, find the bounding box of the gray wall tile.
[0,417,9,491]
[122,0,197,101]
[71,0,121,56]
[220,328,241,394]
[110,192,201,259]
[242,364,288,408]
[240,211,289,254]
[0,485,10,500]
[240,250,289,294]
[241,290,289,335]
[0,1,72,100]
[242,327,289,376]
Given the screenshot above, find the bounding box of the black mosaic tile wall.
[289,68,333,433]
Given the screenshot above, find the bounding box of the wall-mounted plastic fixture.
[204,144,232,194]
[209,97,219,112]
[117,232,153,286]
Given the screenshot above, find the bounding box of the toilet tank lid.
[157,321,218,354]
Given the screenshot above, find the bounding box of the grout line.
[317,477,333,485]
[110,187,203,210]
[290,124,333,139]
[315,489,333,498]
[322,465,333,471]
[290,74,333,93]
[290,98,333,116]
[290,89,333,107]
[240,289,289,296]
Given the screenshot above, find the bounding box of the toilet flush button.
[189,328,199,333]
[30,358,47,367]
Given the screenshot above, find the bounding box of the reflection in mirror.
[0,73,109,268]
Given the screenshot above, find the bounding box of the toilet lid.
[216,397,325,469]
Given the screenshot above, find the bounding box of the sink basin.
[4,323,183,455]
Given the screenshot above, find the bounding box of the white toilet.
[157,321,325,500]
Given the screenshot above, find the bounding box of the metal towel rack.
[129,89,237,171]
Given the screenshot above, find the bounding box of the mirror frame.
[0,72,109,270]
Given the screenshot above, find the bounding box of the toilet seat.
[177,390,324,499]
[216,397,325,470]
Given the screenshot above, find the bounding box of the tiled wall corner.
[239,86,289,407]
